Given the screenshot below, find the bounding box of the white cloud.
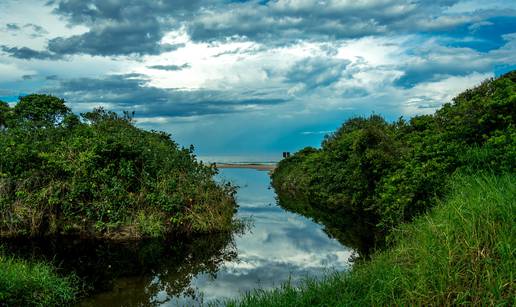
[447,0,516,13]
[402,72,493,115]
[0,62,35,82]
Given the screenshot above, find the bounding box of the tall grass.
[229,173,515,306]
[0,249,77,306]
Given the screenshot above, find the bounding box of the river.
[4,168,354,306]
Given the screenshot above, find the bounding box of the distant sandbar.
[215,163,276,171]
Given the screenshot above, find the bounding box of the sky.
[0,0,515,161]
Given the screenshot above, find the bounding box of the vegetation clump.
[0,246,78,306]
[0,94,237,239]
[272,71,515,250]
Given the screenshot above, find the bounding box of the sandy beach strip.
[215,163,277,171]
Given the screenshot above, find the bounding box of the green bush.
[230,173,516,306]
[272,71,516,247]
[0,95,237,239]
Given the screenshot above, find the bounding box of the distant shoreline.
[215,163,277,171]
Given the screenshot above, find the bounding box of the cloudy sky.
[1,0,515,161]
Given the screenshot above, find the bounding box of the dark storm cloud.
[45,0,203,56]
[0,45,61,60]
[186,0,486,42]
[47,74,288,117]
[147,64,191,71]
[47,20,164,56]
[393,39,511,88]
[4,0,510,59]
[6,23,20,31]
[52,0,200,24]
[395,64,484,88]
[286,57,351,90]
[43,0,504,57]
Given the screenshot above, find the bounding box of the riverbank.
[247,72,515,306]
[0,168,352,306]
[0,95,237,240]
[230,173,515,306]
[0,95,238,305]
[271,72,515,247]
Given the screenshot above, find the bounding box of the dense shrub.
[272,71,516,248]
[0,95,236,239]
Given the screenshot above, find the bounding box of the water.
[190,168,353,302]
[2,168,353,306]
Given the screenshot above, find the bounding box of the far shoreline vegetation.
[1,71,515,306]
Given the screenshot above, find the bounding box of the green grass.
[228,173,515,306]
[0,249,77,306]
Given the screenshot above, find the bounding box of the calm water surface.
[6,168,353,306]
[189,168,353,302]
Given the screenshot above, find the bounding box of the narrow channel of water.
[188,168,353,303]
[3,168,353,306]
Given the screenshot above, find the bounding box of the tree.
[13,94,71,127]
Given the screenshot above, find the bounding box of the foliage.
[0,95,236,239]
[229,173,516,306]
[0,101,9,129]
[272,71,516,247]
[12,94,70,128]
[0,247,78,306]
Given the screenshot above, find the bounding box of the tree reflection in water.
[1,232,237,306]
[275,190,382,259]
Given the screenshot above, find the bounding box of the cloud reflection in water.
[165,168,352,305]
